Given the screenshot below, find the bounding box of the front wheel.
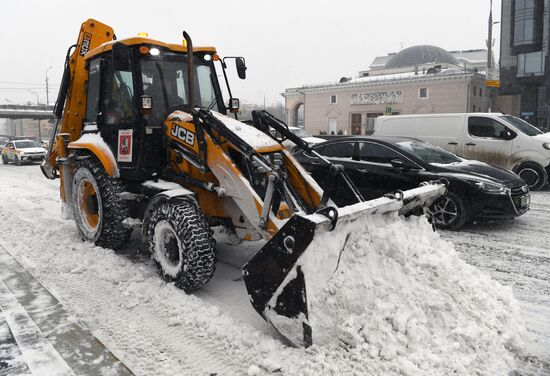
[14,156,20,166]
[1,155,8,164]
[514,162,547,191]
[428,191,468,230]
[148,200,216,291]
[71,157,131,250]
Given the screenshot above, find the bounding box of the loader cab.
[83,39,226,180]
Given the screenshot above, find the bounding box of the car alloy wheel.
[428,191,468,230]
[430,196,459,226]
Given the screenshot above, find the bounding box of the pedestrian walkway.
[0,244,133,376]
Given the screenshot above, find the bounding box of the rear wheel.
[1,154,8,164]
[71,157,131,250]
[148,200,216,291]
[428,191,468,230]
[513,162,547,191]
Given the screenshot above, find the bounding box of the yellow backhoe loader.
[42,19,446,347]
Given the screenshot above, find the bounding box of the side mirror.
[141,95,152,114]
[505,130,516,140]
[229,98,240,113]
[390,158,415,170]
[236,57,247,80]
[112,43,131,71]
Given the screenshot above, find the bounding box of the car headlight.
[18,151,25,155]
[472,180,510,194]
[543,142,550,150]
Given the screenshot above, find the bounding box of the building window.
[330,95,337,104]
[473,105,477,112]
[419,88,428,99]
[479,87,483,97]
[473,86,477,96]
[517,51,544,76]
[513,0,537,46]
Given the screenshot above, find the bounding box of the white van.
[374,113,550,190]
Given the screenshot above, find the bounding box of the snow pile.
[299,213,526,375]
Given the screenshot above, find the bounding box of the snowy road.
[0,163,549,375]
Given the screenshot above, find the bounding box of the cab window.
[85,58,101,123]
[468,117,515,139]
[101,62,136,126]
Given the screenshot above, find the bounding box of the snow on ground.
[0,163,548,375]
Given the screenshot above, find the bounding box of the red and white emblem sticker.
[118,129,133,162]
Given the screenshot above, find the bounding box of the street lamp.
[45,66,53,106]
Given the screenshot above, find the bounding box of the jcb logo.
[171,124,195,147]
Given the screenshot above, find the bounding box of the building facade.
[499,0,550,131]
[284,45,490,136]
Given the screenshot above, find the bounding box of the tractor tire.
[428,191,468,230]
[71,157,131,250]
[1,155,8,164]
[513,162,547,191]
[147,200,216,291]
[14,156,21,166]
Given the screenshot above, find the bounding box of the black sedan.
[294,136,530,229]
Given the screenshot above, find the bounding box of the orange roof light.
[139,46,150,54]
[213,54,220,61]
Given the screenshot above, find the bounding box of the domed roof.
[385,45,459,69]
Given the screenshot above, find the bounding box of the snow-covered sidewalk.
[0,164,548,375]
[0,243,132,375]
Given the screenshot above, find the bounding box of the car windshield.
[499,115,543,136]
[14,141,41,148]
[290,128,311,138]
[395,141,462,164]
[140,52,220,125]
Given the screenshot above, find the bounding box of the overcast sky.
[0,0,500,107]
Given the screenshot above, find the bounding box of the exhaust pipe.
[182,31,194,111]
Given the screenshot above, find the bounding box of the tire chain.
[74,157,132,250]
[148,199,217,291]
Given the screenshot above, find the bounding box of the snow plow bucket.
[242,182,446,347]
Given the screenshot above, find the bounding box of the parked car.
[271,126,325,152]
[374,113,550,190]
[1,139,47,165]
[294,136,530,229]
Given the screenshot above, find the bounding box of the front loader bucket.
[242,182,446,347]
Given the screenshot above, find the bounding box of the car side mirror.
[112,43,131,71]
[505,130,516,140]
[390,158,414,170]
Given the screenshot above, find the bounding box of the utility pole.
[46,66,52,106]
[487,0,493,72]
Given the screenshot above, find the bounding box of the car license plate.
[520,194,530,207]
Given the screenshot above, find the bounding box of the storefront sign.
[351,91,403,105]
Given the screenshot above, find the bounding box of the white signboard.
[117,129,133,163]
[351,91,403,105]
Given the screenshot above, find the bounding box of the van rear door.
[461,115,514,168]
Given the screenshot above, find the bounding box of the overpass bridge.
[0,104,54,120]
[0,105,55,138]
